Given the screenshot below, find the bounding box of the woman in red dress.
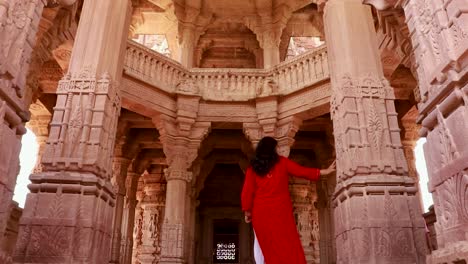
[241,137,335,264]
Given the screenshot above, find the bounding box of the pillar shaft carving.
[173,4,212,68]
[40,69,121,179]
[324,1,427,263]
[14,1,133,263]
[27,102,52,174]
[404,1,468,262]
[0,1,46,262]
[290,182,320,263]
[401,121,420,180]
[110,157,131,264]
[133,170,166,264]
[121,171,141,264]
[154,112,210,263]
[364,0,468,262]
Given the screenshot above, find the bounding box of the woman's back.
[241,156,320,264]
[242,156,320,213]
[251,157,290,204]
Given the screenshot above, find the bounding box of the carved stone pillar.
[0,1,45,262]
[185,186,198,264]
[27,102,52,174]
[121,170,140,264]
[154,101,210,264]
[317,170,337,264]
[404,1,468,262]
[134,168,166,264]
[290,180,320,264]
[262,33,281,69]
[179,25,196,68]
[401,120,420,180]
[14,1,133,263]
[364,0,468,262]
[159,157,191,263]
[110,157,131,264]
[174,4,212,69]
[324,1,427,263]
[132,178,144,263]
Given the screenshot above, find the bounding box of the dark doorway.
[213,220,240,263]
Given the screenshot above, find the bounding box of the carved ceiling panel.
[196,22,261,68]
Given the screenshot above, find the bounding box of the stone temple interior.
[0,0,467,264]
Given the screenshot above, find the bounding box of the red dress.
[241,156,320,264]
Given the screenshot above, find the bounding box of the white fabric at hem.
[254,230,264,264]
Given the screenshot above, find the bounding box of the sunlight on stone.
[415,138,433,212]
[13,129,38,208]
[132,34,171,57]
[286,36,325,60]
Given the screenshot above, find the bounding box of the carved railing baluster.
[123,41,329,101]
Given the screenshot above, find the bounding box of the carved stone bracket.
[243,111,302,157]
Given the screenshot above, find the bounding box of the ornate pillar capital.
[154,114,211,172]
[164,168,193,183]
[243,115,302,157]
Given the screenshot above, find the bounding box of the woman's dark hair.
[250,137,279,176]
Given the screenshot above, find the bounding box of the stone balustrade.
[125,41,186,94]
[272,46,328,94]
[124,40,329,101]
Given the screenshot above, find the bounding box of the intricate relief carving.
[367,103,383,154]
[134,208,143,247]
[124,40,329,101]
[384,193,398,220]
[311,220,319,242]
[376,230,391,257]
[175,79,199,95]
[149,210,160,238]
[395,230,411,257]
[66,97,83,155]
[164,168,193,182]
[414,1,443,62]
[160,222,183,258]
[354,229,369,258]
[42,67,120,180]
[256,78,279,97]
[451,22,468,48]
[436,107,458,167]
[28,190,69,257]
[437,172,468,229]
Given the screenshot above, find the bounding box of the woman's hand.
[320,160,336,176]
[244,211,252,223]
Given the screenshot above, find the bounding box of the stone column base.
[13,171,115,263]
[427,241,468,264]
